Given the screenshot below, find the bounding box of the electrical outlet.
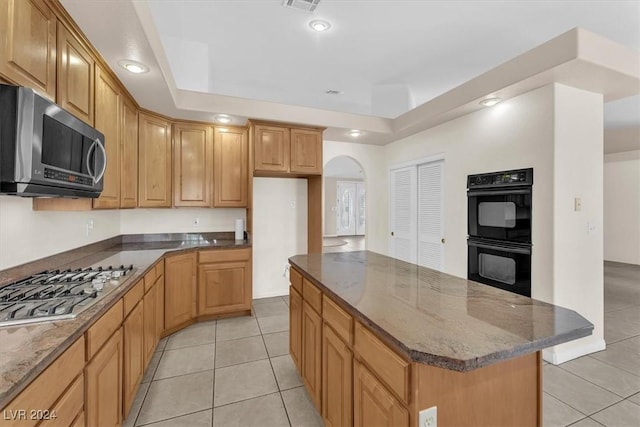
[193,217,200,227]
[419,406,437,427]
[289,200,296,209]
[85,219,94,237]
[283,264,290,278]
[574,197,582,211]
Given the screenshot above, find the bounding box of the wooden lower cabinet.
[143,284,157,366]
[289,286,302,372]
[302,301,322,412]
[354,360,408,427]
[155,270,165,340]
[0,337,84,427]
[198,261,250,315]
[85,328,123,427]
[322,324,353,427]
[164,252,197,330]
[123,302,144,417]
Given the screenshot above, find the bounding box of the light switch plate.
[418,406,437,427]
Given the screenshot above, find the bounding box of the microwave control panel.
[44,168,92,186]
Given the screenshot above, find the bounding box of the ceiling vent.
[282,0,321,13]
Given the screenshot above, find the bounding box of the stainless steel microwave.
[0,84,106,198]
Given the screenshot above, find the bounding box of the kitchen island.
[288,251,593,427]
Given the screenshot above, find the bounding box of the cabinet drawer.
[143,265,158,293]
[290,267,302,294]
[323,296,353,344]
[156,260,164,278]
[199,248,251,264]
[303,278,322,314]
[354,322,410,404]
[86,300,123,360]
[1,337,84,427]
[123,280,144,317]
[39,373,84,427]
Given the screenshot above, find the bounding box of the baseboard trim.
[543,338,606,365]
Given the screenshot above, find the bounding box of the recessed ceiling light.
[325,90,343,95]
[309,20,331,32]
[480,97,502,107]
[214,114,232,124]
[347,130,362,138]
[118,60,149,74]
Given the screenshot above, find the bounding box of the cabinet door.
[57,24,94,125]
[123,302,144,418]
[198,260,249,316]
[143,284,157,367]
[289,286,302,373]
[322,324,353,427]
[353,361,408,427]
[155,271,165,340]
[85,328,123,427]
[173,123,213,207]
[253,124,289,173]
[138,112,172,207]
[93,66,120,209]
[0,0,56,100]
[290,128,322,175]
[302,301,322,412]
[120,97,138,208]
[164,253,197,330]
[214,127,248,207]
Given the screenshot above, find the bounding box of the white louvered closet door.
[389,166,417,263]
[418,160,444,271]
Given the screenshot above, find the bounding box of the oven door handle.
[467,240,531,254]
[467,189,531,197]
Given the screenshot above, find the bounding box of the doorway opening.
[323,156,366,253]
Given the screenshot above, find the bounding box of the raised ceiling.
[61,0,640,146]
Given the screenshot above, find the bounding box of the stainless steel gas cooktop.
[0,265,134,327]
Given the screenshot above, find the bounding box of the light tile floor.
[542,261,640,427]
[124,261,639,426]
[123,295,321,427]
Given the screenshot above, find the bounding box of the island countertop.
[288,250,593,372]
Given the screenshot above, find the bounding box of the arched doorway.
[323,156,366,253]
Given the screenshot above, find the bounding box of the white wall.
[0,196,247,270]
[548,85,605,363]
[604,150,640,265]
[120,208,245,234]
[252,177,307,298]
[380,85,556,283]
[323,141,386,254]
[0,196,120,269]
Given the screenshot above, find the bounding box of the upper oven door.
[467,187,532,243]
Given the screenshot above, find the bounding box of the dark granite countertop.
[0,232,251,408]
[289,251,593,372]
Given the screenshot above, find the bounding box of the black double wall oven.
[467,168,533,297]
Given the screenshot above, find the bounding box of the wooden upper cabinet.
[173,123,213,207]
[0,0,56,100]
[57,24,94,125]
[138,112,172,207]
[290,128,322,175]
[120,96,138,208]
[253,124,290,173]
[214,126,248,207]
[92,66,120,210]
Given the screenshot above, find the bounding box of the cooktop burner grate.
[0,265,134,327]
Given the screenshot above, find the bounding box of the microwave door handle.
[86,139,97,179]
[93,138,107,184]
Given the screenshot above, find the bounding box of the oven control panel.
[467,168,533,188]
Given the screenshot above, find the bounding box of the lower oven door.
[467,239,531,297]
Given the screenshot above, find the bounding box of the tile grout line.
[255,307,294,427]
[555,357,640,400]
[212,319,217,427]
[136,409,211,427]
